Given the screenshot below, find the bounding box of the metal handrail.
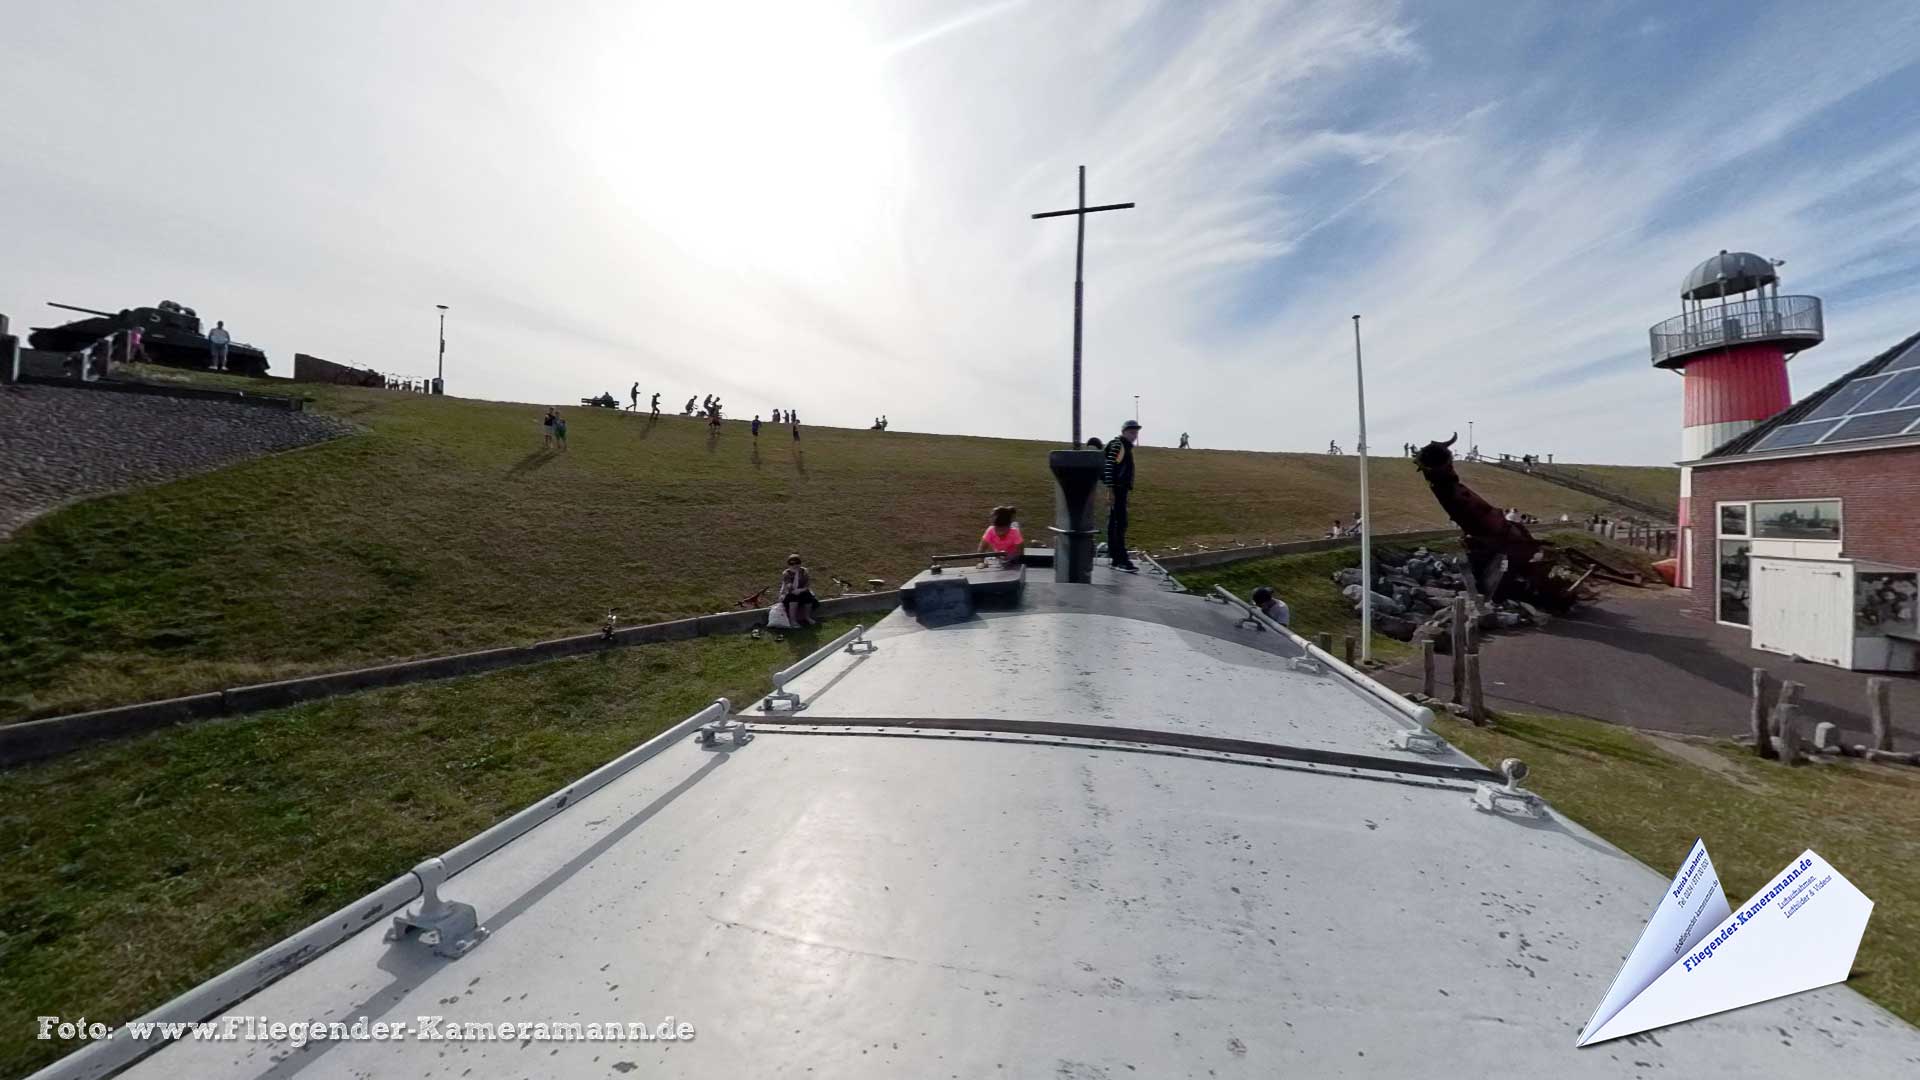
[1212,585,1438,734]
[31,698,734,1080]
[442,699,731,876]
[1648,294,1823,367]
[761,624,877,712]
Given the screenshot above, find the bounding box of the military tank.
[28,300,270,375]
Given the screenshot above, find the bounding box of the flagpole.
[1352,315,1372,664]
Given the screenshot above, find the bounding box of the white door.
[1750,560,1849,668]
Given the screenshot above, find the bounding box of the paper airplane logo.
[1578,842,1873,1046]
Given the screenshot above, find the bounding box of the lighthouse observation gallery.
[1653,251,1920,671]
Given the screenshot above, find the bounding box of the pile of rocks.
[1333,547,1552,646]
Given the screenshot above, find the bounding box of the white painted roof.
[58,566,1920,1079]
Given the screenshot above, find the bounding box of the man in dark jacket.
[1102,419,1142,572]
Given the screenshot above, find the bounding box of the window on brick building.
[1719,504,1748,536]
[1753,499,1842,541]
[1716,501,1754,626]
[1715,498,1846,626]
[1717,539,1751,626]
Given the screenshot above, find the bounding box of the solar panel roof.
[1706,330,1920,458]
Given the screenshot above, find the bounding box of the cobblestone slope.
[0,383,356,537]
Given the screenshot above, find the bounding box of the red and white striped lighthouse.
[1649,250,1824,588]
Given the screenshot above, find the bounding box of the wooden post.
[1450,596,1468,704]
[1868,677,1893,751]
[1456,561,1482,655]
[1421,639,1436,697]
[1750,668,1774,758]
[1465,652,1487,726]
[1342,635,1355,667]
[1315,632,1333,654]
[1772,703,1804,765]
[1772,680,1804,738]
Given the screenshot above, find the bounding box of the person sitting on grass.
[780,554,819,628]
[1251,585,1290,626]
[978,505,1024,566]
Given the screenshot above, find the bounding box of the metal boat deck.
[49,563,1920,1079]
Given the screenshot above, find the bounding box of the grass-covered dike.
[0,370,1669,722]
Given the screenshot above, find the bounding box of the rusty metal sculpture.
[1415,433,1557,606]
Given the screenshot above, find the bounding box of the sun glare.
[572,3,904,272]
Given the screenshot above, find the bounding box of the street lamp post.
[434,305,448,395]
[1468,419,1474,462]
[1133,394,1140,425]
[1353,315,1373,664]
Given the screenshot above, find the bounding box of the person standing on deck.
[1102,419,1141,573]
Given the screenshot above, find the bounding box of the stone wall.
[293,352,383,387]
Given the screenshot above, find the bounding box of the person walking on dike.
[978,505,1024,567]
[542,406,557,449]
[1102,419,1142,573]
[779,554,819,628]
[752,414,762,438]
[791,414,802,441]
[685,395,697,416]
[649,391,660,418]
[207,320,231,371]
[628,382,640,410]
[554,409,568,451]
[1178,432,1190,449]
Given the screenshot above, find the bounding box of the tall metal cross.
[1032,166,1134,446]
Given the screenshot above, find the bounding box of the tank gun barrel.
[47,301,117,317]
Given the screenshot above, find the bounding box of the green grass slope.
[1,373,1652,720]
[1548,462,1681,511]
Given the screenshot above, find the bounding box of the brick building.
[1681,330,1920,671]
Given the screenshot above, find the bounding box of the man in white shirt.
[207,321,231,371]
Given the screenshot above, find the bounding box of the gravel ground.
[0,382,357,538]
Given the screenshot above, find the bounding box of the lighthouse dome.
[1681,250,1778,300]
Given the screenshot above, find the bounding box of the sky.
[5,0,1920,465]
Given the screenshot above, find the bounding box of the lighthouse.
[1650,250,1824,588]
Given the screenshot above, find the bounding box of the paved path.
[0,383,355,537]
[1381,588,1920,746]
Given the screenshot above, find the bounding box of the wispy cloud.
[4,0,1920,464]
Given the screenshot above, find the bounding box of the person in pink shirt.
[978,505,1023,566]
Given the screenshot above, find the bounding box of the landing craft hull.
[34,564,1920,1080]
